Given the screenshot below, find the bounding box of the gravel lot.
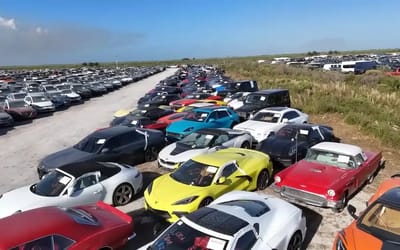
[0,68,396,250]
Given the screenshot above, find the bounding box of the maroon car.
[0,201,135,250]
[273,142,384,212]
[3,99,37,120]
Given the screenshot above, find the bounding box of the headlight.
[183,127,194,132]
[146,182,153,194]
[274,176,281,183]
[173,196,199,205]
[288,147,297,156]
[327,189,336,197]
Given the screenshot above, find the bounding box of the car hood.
[159,143,208,162]
[235,120,280,131]
[40,147,93,171]
[167,119,204,133]
[261,137,304,156]
[0,185,55,218]
[32,101,53,107]
[149,174,205,204]
[281,161,350,192]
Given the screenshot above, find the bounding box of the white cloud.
[0,16,16,30]
[35,26,48,35]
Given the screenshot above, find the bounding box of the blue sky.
[0,0,399,66]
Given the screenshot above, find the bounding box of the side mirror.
[347,204,358,219]
[100,148,110,153]
[217,176,226,184]
[268,131,275,137]
[67,186,75,196]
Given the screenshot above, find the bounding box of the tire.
[256,169,270,190]
[112,183,134,206]
[198,197,213,208]
[332,192,348,213]
[367,173,375,184]
[144,146,158,162]
[241,141,251,149]
[287,231,303,250]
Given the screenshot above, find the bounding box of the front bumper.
[144,201,189,223]
[273,184,342,209]
[157,157,177,170]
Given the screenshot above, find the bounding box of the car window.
[234,230,257,250]
[354,153,365,166]
[53,235,75,249]
[74,174,98,191]
[221,163,237,178]
[282,111,299,120]
[12,235,52,250]
[217,110,229,119]
[213,134,229,146]
[208,111,218,120]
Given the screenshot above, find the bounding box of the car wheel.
[198,197,213,208]
[256,169,270,190]
[287,231,302,250]
[241,141,251,149]
[332,192,348,213]
[113,183,134,206]
[144,146,158,162]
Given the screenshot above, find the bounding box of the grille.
[146,202,171,219]
[281,186,326,205]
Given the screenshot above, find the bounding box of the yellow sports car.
[144,148,273,223]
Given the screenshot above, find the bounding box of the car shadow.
[133,171,162,199]
[35,112,54,119]
[0,126,14,135]
[14,119,33,126]
[294,204,323,250]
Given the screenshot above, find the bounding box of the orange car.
[332,174,400,250]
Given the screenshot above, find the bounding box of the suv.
[235,89,290,121]
[213,80,259,97]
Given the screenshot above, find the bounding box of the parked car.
[45,91,71,109]
[37,126,165,178]
[333,185,400,250]
[144,148,273,223]
[273,142,385,212]
[234,107,308,144]
[166,106,239,142]
[156,112,188,126]
[111,106,174,126]
[2,99,37,120]
[259,124,340,167]
[225,91,251,110]
[24,93,56,113]
[60,89,82,103]
[158,128,252,169]
[235,89,291,121]
[71,83,92,99]
[0,161,143,218]
[119,116,168,132]
[138,94,181,109]
[0,201,135,250]
[0,109,14,127]
[6,92,26,101]
[141,191,306,250]
[213,79,259,97]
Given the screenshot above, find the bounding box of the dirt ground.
[0,69,398,249]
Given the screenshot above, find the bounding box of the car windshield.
[252,111,280,123]
[170,160,218,187]
[32,96,48,102]
[149,220,228,250]
[180,132,216,148]
[8,100,28,108]
[229,92,244,99]
[12,93,26,99]
[359,202,400,242]
[32,170,72,197]
[129,109,147,116]
[62,90,72,94]
[275,126,310,142]
[184,111,209,122]
[151,95,167,101]
[244,94,268,104]
[45,86,56,91]
[305,148,356,169]
[74,135,106,153]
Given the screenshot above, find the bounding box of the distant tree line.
[82,62,100,67]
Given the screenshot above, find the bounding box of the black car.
[137,94,181,109]
[235,89,291,121]
[110,106,174,126]
[137,91,169,105]
[258,124,340,167]
[37,126,165,178]
[45,91,71,109]
[71,84,92,99]
[213,80,259,97]
[0,110,14,127]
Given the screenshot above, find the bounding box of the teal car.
[166,106,239,142]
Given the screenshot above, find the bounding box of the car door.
[125,130,148,164]
[217,110,233,127]
[353,154,373,188]
[213,161,251,197]
[209,134,230,151]
[63,172,105,207]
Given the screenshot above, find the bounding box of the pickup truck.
[386,68,400,76]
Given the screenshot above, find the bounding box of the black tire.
[367,173,375,184]
[287,231,303,250]
[256,169,270,190]
[198,197,213,208]
[332,192,348,213]
[144,146,158,162]
[241,141,251,149]
[112,183,134,206]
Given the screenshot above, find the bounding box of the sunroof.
[220,200,270,217]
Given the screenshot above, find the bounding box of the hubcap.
[115,185,132,205]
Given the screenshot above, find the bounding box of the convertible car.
[166,106,239,142]
[0,161,143,218]
[144,148,273,223]
[141,191,306,250]
[333,186,400,250]
[158,128,252,169]
[273,142,384,212]
[0,201,135,250]
[259,124,340,167]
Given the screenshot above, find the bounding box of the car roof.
[192,148,258,166]
[252,89,288,95]
[259,106,290,112]
[377,187,400,207]
[311,142,362,156]
[58,161,120,178]
[91,126,138,138]
[186,207,248,236]
[196,128,230,136]
[192,106,229,112]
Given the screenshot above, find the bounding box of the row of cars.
[0,65,393,249]
[0,66,164,129]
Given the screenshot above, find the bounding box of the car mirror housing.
[347,204,358,219]
[100,148,110,154]
[217,176,226,184]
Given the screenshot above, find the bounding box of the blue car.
[166,106,239,141]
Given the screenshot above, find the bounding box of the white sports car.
[141,190,306,250]
[0,161,142,219]
[158,128,253,169]
[233,107,308,144]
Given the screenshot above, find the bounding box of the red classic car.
[0,201,135,250]
[273,142,384,212]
